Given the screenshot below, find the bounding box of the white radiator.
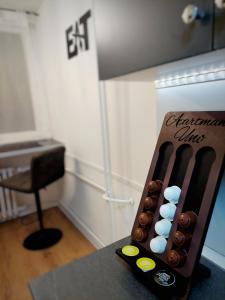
[0,168,18,222]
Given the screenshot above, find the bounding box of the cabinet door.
[214,2,225,49]
[95,0,213,80]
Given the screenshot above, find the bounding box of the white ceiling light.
[155,62,225,89]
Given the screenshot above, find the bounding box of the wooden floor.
[0,207,96,300]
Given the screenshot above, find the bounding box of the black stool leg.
[35,191,44,230]
[23,191,63,251]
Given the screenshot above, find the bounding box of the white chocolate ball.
[164,186,181,204]
[150,236,167,254]
[159,203,177,221]
[155,219,172,237]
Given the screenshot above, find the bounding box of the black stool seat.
[0,170,32,193]
[0,146,65,250]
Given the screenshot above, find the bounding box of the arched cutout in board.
[183,147,216,214]
[153,142,174,181]
[169,144,193,188]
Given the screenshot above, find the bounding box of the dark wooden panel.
[131,111,225,279]
[95,0,213,80]
[114,112,225,298]
[214,6,225,49]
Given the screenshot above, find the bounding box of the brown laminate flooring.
[0,207,96,300]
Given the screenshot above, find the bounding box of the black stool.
[0,146,65,250]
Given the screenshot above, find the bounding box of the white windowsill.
[0,130,52,146]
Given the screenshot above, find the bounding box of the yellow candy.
[136,257,156,272]
[122,245,139,257]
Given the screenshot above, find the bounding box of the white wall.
[35,0,158,247]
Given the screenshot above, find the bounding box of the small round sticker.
[154,270,176,287]
[122,245,139,257]
[136,257,156,272]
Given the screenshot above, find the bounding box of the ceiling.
[0,0,43,13]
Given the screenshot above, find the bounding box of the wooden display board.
[116,111,225,299]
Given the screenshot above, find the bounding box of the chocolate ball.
[172,231,192,247]
[143,196,157,210]
[138,212,154,226]
[167,249,186,267]
[133,227,148,242]
[178,211,197,229]
[147,180,162,193]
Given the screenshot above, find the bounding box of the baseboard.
[202,245,225,270]
[59,202,105,249]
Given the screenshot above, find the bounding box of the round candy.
[153,270,176,287]
[133,227,148,242]
[136,257,156,272]
[144,196,157,210]
[150,236,167,254]
[155,219,172,237]
[172,231,192,247]
[178,211,197,229]
[159,203,177,221]
[164,186,181,204]
[138,211,154,226]
[167,249,186,267]
[122,245,139,257]
[147,180,162,193]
